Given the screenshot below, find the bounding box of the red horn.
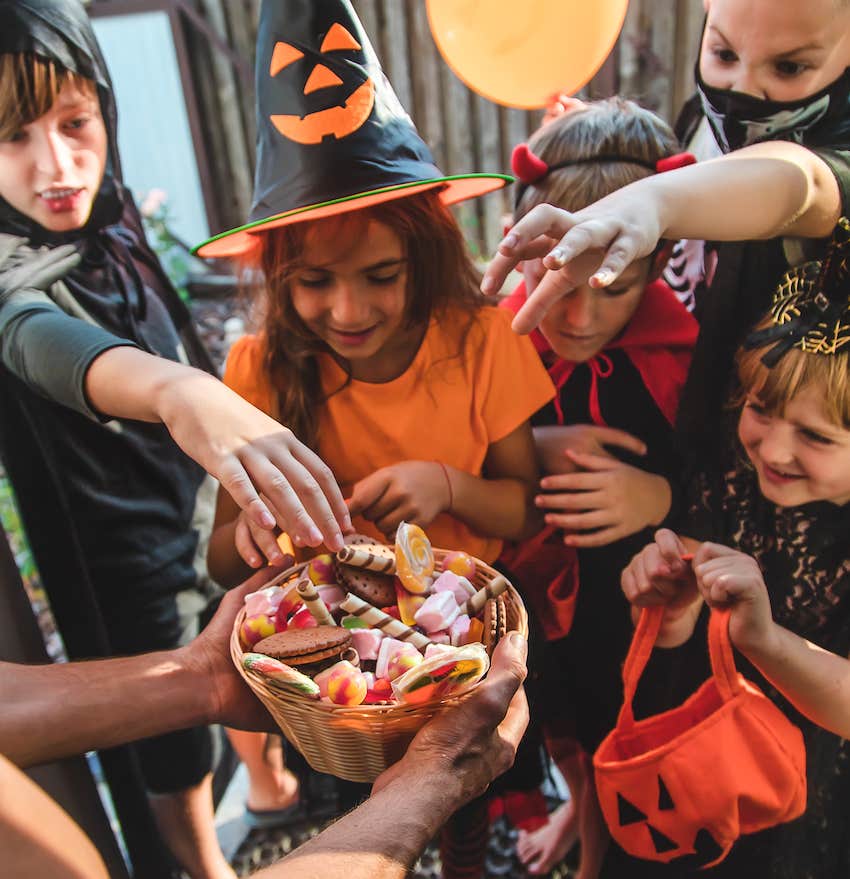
[655,152,697,173]
[511,143,549,184]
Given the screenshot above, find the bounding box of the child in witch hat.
[617,217,850,877]
[498,97,698,878]
[200,0,555,862]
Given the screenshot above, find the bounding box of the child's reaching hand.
[232,502,290,570]
[481,197,665,333]
[347,461,452,537]
[537,450,670,547]
[691,543,776,659]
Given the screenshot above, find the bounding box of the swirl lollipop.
[395,522,435,595]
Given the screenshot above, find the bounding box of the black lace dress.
[601,429,850,878]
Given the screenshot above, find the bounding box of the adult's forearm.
[650,142,841,241]
[0,651,209,767]
[256,772,464,879]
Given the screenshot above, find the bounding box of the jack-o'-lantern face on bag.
[269,22,375,144]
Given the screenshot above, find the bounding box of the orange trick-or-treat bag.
[594,606,806,868]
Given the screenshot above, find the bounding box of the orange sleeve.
[477,307,555,443]
[221,335,276,416]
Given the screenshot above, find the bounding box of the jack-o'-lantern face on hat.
[269,21,375,144]
[193,0,509,259]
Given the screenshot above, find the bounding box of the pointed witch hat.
[194,0,510,258]
[744,217,850,366]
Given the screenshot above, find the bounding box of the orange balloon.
[426,0,629,109]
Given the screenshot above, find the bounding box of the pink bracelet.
[438,462,453,512]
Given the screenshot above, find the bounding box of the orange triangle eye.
[320,22,361,53]
[303,64,344,95]
[270,41,304,76]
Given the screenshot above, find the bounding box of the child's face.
[0,80,107,233]
[738,383,850,507]
[290,219,411,380]
[700,0,850,101]
[525,249,651,362]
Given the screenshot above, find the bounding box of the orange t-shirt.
[223,304,554,562]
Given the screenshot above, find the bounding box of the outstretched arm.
[482,141,842,333]
[0,567,284,767]
[86,345,349,551]
[2,631,528,879]
[0,241,349,551]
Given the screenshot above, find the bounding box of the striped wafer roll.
[336,544,397,574]
[296,578,336,627]
[339,593,431,650]
[462,574,509,617]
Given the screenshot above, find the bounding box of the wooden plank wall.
[185,0,704,256]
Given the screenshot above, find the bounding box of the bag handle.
[707,607,742,701]
[617,606,742,731]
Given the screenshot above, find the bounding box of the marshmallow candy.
[425,642,456,660]
[449,614,471,646]
[350,627,385,660]
[414,591,460,634]
[431,570,476,605]
[244,585,286,617]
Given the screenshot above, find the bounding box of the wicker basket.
[230,550,527,782]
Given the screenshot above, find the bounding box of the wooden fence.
[158,0,705,256]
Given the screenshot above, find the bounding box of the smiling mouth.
[328,325,378,343]
[761,462,804,482]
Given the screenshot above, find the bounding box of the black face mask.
[696,63,850,153]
